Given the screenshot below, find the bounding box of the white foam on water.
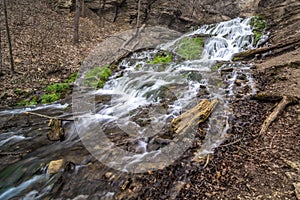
[0,103,69,116]
[0,175,44,200]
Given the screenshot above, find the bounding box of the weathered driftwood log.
[171,99,218,134]
[253,93,299,135]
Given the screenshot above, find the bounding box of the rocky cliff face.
[55,0,261,31]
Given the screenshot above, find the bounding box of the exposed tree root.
[253,93,299,135]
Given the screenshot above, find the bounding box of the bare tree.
[74,0,80,44]
[136,0,141,28]
[3,0,15,74]
[99,0,106,27]
[81,0,85,17]
[0,28,2,75]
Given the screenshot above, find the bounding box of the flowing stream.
[0,17,261,199]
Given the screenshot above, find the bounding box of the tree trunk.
[81,0,85,17]
[3,0,14,74]
[74,0,80,44]
[136,0,141,28]
[99,0,105,27]
[0,26,2,75]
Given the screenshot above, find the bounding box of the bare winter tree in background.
[74,0,80,44]
[0,28,2,75]
[81,0,85,17]
[136,0,141,28]
[3,0,15,74]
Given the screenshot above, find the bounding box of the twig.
[0,150,30,156]
[24,112,74,121]
[203,154,210,168]
[220,138,243,147]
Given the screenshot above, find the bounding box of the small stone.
[48,159,64,174]
[235,79,243,86]
[186,183,191,189]
[105,172,113,179]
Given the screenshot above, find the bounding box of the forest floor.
[0,1,299,199]
[0,0,131,107]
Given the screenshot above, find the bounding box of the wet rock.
[104,172,113,179]
[55,0,73,12]
[237,74,247,81]
[48,159,64,174]
[235,79,243,86]
[154,137,172,145]
[64,161,76,173]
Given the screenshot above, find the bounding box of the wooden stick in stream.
[24,112,74,121]
[171,99,218,134]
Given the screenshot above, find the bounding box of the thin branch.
[24,111,74,121]
[203,154,210,168]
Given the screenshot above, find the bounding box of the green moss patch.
[15,72,79,106]
[84,66,112,89]
[177,37,204,60]
[250,16,267,45]
[250,16,267,31]
[46,83,69,93]
[211,63,222,71]
[17,96,38,106]
[41,93,61,104]
[149,53,173,65]
[65,73,77,83]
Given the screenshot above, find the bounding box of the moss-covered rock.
[84,66,112,89]
[176,37,204,60]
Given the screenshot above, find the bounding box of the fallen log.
[171,99,218,134]
[233,37,300,61]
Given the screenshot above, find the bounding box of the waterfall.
[74,17,257,173]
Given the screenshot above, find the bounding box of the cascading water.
[74,17,258,172]
[0,17,262,199]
